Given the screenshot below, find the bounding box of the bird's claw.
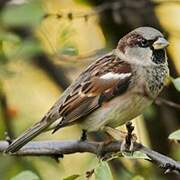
[80,129,87,141]
[120,122,137,153]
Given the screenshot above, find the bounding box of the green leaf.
[172,77,180,91]
[95,162,113,180]
[132,175,145,180]
[2,1,44,27]
[11,171,40,180]
[123,151,150,160]
[63,174,80,180]
[169,129,180,140]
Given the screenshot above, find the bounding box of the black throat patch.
[152,49,166,64]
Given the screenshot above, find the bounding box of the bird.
[5,27,169,153]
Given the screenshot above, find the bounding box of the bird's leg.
[120,122,137,153]
[80,129,87,141]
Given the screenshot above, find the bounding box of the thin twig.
[42,0,180,21]
[155,97,180,110]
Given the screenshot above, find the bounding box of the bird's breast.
[79,92,152,131]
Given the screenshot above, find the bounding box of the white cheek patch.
[100,72,131,80]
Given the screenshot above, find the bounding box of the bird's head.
[116,27,169,66]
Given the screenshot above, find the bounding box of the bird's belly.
[79,93,152,131]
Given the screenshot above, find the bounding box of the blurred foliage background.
[0,0,180,179]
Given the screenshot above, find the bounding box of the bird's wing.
[47,51,132,133]
[5,52,132,153]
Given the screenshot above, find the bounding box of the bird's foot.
[120,122,137,153]
[104,123,137,154]
[80,129,87,141]
[97,123,137,160]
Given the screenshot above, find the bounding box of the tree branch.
[155,97,180,110]
[0,140,180,174]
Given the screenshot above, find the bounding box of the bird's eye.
[139,39,149,48]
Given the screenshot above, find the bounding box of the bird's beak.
[152,37,169,50]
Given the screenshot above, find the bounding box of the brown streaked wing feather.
[5,50,133,153]
[47,52,132,132]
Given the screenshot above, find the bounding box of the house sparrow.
[5,27,169,153]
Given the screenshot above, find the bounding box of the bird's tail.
[5,117,50,153]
